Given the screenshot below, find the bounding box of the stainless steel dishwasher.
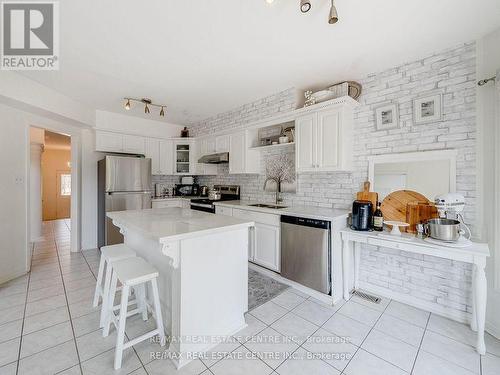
[280,215,331,295]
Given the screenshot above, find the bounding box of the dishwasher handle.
[280,215,331,230]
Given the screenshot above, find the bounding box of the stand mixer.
[433,193,472,240]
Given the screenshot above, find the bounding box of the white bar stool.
[93,244,136,327]
[102,257,166,370]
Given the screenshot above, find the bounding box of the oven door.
[190,202,215,213]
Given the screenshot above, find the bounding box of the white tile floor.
[0,219,499,374]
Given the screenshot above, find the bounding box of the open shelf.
[249,142,295,150]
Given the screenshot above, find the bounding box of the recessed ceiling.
[19,0,500,125]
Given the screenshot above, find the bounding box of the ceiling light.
[265,0,275,4]
[300,0,311,13]
[328,0,338,24]
[123,97,167,118]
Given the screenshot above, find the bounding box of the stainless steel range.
[190,185,240,213]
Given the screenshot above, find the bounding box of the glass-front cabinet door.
[174,141,192,175]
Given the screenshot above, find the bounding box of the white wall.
[95,110,183,138]
[477,27,500,338]
[0,104,30,283]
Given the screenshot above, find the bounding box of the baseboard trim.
[248,262,341,305]
[358,281,471,324]
[0,269,28,285]
[486,321,500,340]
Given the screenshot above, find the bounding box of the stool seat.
[101,244,136,262]
[112,258,159,286]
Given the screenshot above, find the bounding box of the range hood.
[198,152,229,164]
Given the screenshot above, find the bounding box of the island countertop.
[107,207,255,242]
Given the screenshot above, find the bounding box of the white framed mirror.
[368,150,457,201]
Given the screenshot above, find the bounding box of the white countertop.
[107,208,254,242]
[213,200,349,222]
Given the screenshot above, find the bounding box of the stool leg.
[114,284,130,370]
[100,261,112,328]
[139,284,148,321]
[103,271,118,337]
[92,256,106,307]
[150,278,166,346]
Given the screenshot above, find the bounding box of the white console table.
[339,228,490,355]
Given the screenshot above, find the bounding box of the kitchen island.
[107,208,254,369]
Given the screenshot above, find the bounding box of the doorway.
[40,130,72,221]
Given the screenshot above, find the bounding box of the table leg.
[470,265,477,332]
[342,239,352,300]
[473,257,487,355]
[354,243,361,290]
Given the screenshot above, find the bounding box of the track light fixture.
[123,97,167,117]
[300,0,311,13]
[328,0,338,24]
[295,0,339,23]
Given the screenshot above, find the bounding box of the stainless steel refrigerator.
[97,155,152,248]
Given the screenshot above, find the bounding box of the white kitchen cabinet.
[295,106,353,173]
[229,131,259,174]
[173,140,195,175]
[95,131,124,152]
[231,208,280,272]
[95,130,145,154]
[195,139,217,175]
[253,223,281,272]
[145,138,173,175]
[216,135,229,152]
[205,137,217,154]
[123,134,145,154]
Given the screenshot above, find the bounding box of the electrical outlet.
[15,176,24,185]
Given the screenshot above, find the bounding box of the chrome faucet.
[263,177,282,205]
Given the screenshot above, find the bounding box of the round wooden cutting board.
[380,190,430,223]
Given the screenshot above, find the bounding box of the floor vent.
[352,290,381,304]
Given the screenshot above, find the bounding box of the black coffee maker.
[351,200,373,231]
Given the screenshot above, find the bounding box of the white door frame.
[27,124,81,254]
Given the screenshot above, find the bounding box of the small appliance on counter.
[190,185,240,213]
[424,193,471,242]
[174,184,199,196]
[155,183,169,198]
[351,200,373,231]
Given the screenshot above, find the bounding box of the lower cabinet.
[252,223,280,272]
[229,208,281,272]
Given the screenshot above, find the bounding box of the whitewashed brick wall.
[189,43,477,316]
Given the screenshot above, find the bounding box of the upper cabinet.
[145,138,173,175]
[296,105,353,173]
[173,139,196,175]
[229,131,259,174]
[95,131,145,154]
[216,135,229,153]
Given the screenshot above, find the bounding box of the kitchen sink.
[249,203,288,209]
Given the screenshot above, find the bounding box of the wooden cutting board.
[381,190,430,226]
[356,181,378,212]
[405,202,439,233]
